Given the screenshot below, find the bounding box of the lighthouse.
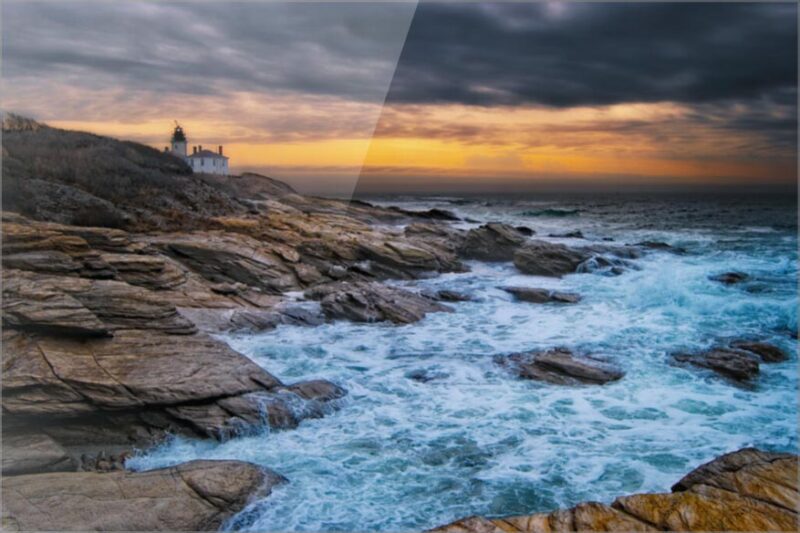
[170,123,187,157]
[165,123,230,176]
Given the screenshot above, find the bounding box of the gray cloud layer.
[5,2,795,107]
[389,2,797,108]
[3,0,415,101]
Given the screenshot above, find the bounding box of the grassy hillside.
[2,114,249,230]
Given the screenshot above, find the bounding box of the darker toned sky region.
[2,1,797,195]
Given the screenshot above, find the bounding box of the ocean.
[128,193,798,532]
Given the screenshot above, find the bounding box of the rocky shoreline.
[2,116,796,530]
[433,448,798,532]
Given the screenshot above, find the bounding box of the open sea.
[128,193,798,532]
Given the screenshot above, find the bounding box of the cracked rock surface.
[432,448,799,532]
[1,460,286,531]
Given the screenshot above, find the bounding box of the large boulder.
[459,223,528,261]
[1,460,285,531]
[306,281,452,324]
[432,448,799,532]
[513,241,590,277]
[497,348,624,385]
[673,348,760,381]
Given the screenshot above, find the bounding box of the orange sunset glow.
[3,1,796,194]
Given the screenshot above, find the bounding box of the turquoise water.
[129,195,798,532]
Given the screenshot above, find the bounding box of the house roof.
[188,149,228,160]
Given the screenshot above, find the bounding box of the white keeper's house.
[164,123,230,176]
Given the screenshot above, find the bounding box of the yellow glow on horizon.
[47,97,795,190]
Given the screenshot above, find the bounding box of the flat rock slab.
[502,286,581,304]
[497,348,624,385]
[673,348,760,381]
[2,269,196,335]
[2,433,77,476]
[1,460,285,531]
[432,447,799,532]
[305,281,452,324]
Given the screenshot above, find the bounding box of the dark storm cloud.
[388,2,798,108]
[4,1,795,109]
[2,0,415,100]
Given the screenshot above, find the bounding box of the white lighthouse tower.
[170,122,187,157]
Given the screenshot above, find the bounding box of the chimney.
[193,146,197,154]
[199,145,202,152]
[218,145,223,156]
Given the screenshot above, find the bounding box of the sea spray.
[129,195,798,532]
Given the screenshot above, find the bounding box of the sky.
[2,1,797,195]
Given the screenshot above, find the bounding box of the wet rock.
[305,281,452,324]
[502,286,581,304]
[673,348,760,381]
[285,379,347,402]
[2,433,77,475]
[549,230,584,239]
[432,447,799,532]
[406,369,449,383]
[729,340,789,363]
[497,348,624,385]
[423,289,473,302]
[77,450,128,473]
[169,379,347,436]
[390,207,461,221]
[1,460,285,531]
[513,241,589,277]
[575,254,635,276]
[636,240,686,253]
[515,226,535,236]
[710,271,750,285]
[459,223,528,261]
[437,290,472,302]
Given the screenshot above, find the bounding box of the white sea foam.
[128,198,798,532]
